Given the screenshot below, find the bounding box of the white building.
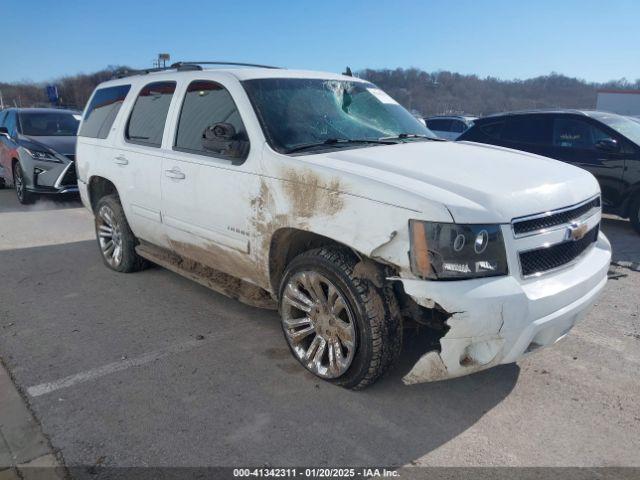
[596,89,640,116]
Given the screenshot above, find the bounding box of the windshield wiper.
[380,133,445,141]
[284,138,398,154]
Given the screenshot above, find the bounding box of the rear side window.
[174,80,248,160]
[502,116,552,145]
[126,82,176,147]
[79,85,131,139]
[426,119,453,131]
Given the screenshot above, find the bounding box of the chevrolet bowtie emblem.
[566,222,589,242]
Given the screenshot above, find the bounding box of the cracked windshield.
[243,78,437,153]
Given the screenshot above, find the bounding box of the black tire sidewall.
[278,251,377,388]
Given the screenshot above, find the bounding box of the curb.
[0,361,65,479]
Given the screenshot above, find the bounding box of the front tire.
[630,194,640,235]
[279,247,402,389]
[94,194,146,273]
[13,162,35,204]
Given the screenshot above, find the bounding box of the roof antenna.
[343,66,353,77]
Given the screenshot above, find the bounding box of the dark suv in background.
[0,108,80,204]
[458,110,640,233]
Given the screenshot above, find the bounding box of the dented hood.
[313,140,600,223]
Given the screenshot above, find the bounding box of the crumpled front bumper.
[399,231,611,384]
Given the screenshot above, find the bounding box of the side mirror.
[595,138,619,153]
[0,126,9,138]
[201,122,249,160]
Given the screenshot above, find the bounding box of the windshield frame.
[241,77,437,155]
[18,111,81,137]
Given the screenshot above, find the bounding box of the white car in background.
[76,62,610,389]
[425,115,476,140]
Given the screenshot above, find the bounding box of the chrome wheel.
[97,205,123,268]
[281,271,357,379]
[14,165,24,201]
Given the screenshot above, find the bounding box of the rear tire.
[13,162,35,204]
[278,247,402,390]
[94,194,147,273]
[630,195,640,235]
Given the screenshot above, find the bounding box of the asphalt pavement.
[0,188,638,476]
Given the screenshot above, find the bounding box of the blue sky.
[2,0,638,84]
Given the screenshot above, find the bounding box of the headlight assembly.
[409,220,508,280]
[24,148,62,163]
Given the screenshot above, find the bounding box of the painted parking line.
[27,337,213,398]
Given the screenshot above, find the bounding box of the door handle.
[114,155,129,166]
[164,168,185,180]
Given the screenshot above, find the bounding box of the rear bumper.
[399,232,611,384]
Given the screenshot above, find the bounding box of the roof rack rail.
[113,66,173,79]
[112,61,281,79]
[171,61,282,70]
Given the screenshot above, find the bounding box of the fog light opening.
[459,339,503,367]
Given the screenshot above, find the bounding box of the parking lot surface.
[0,189,639,471]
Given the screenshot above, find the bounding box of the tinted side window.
[126,82,176,147]
[502,116,552,144]
[79,85,131,139]
[174,80,248,160]
[426,119,453,131]
[0,111,7,127]
[553,118,609,150]
[450,120,466,133]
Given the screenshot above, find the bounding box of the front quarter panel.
[254,145,454,279]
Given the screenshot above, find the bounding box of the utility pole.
[0,90,4,110]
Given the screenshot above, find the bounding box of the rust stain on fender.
[281,169,345,218]
[248,171,347,294]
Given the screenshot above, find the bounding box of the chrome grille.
[512,197,601,236]
[519,225,599,277]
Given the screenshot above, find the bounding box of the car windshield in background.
[19,112,80,136]
[242,78,436,153]
[591,112,640,146]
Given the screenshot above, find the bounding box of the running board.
[135,242,277,310]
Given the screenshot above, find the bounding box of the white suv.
[76,62,611,389]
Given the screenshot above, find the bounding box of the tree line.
[0,66,121,110]
[1,66,639,117]
[360,68,640,116]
